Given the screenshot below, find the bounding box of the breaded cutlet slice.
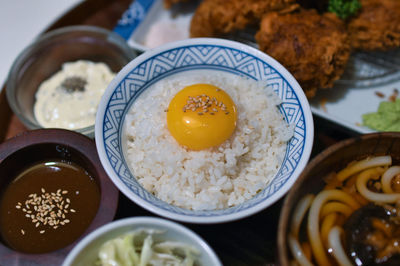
[255,9,351,98]
[190,0,297,37]
[347,0,400,51]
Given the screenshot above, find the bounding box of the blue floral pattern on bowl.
[96,38,313,223]
[113,0,156,40]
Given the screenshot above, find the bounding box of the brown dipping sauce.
[0,159,100,254]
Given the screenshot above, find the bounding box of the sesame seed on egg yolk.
[167,84,237,150]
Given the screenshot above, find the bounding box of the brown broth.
[0,159,100,254]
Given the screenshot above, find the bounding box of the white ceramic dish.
[113,1,400,134]
[310,49,400,134]
[62,217,222,266]
[310,74,400,134]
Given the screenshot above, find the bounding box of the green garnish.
[362,99,400,132]
[328,0,362,20]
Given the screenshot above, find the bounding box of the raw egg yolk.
[167,84,237,150]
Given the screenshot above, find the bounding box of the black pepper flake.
[61,76,87,93]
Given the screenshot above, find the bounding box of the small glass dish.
[6,25,136,138]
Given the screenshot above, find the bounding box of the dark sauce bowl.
[0,129,118,265]
[277,132,400,265]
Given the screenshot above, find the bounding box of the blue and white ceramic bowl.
[95,38,314,223]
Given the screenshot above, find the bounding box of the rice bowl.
[95,38,313,223]
[123,71,293,210]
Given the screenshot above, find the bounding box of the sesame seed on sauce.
[16,188,75,234]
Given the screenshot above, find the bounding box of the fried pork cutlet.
[255,9,351,98]
[347,0,400,51]
[190,0,297,37]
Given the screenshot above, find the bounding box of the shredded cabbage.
[95,228,200,266]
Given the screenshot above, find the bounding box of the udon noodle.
[289,155,400,265]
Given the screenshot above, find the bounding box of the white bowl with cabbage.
[62,217,221,266]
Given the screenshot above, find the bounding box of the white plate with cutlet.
[113,0,400,134]
[309,49,400,134]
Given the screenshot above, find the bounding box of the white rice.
[123,71,294,210]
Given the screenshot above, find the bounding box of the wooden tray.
[0,0,359,264]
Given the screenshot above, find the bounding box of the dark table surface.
[0,0,363,265]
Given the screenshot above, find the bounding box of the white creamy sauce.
[34,60,115,130]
